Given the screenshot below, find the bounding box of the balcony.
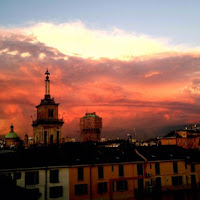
[32,118,64,126]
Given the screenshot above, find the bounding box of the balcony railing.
[32,118,64,126]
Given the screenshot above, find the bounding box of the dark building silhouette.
[80,112,102,142]
[32,69,64,145]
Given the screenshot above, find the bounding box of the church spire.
[45,69,50,99]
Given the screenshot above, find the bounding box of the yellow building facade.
[1,145,200,200]
[68,160,199,200]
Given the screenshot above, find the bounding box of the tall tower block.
[80,112,102,142]
[32,70,64,145]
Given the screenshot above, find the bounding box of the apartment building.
[0,144,200,200]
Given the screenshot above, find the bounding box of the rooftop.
[0,143,199,170]
[82,112,100,118]
[36,97,59,108]
[5,125,19,139]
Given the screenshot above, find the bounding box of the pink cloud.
[0,31,200,139]
[145,71,160,78]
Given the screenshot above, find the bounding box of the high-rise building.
[32,69,64,145]
[80,112,102,142]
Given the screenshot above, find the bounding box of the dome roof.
[5,125,19,139]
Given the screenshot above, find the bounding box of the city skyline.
[0,1,200,139]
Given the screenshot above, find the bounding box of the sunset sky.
[1,1,200,139]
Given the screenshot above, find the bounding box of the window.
[191,164,195,172]
[145,180,151,187]
[185,163,187,169]
[49,186,63,198]
[172,176,183,186]
[150,163,152,169]
[186,175,189,184]
[137,164,143,176]
[75,184,88,195]
[44,131,47,145]
[98,182,107,194]
[118,165,124,177]
[50,170,59,183]
[116,180,128,192]
[111,165,114,172]
[78,167,84,181]
[25,171,39,185]
[191,175,196,188]
[57,131,59,145]
[98,166,104,179]
[27,188,39,193]
[14,172,21,180]
[173,162,178,174]
[50,135,54,145]
[27,188,40,198]
[112,181,115,192]
[155,163,160,175]
[155,177,161,190]
[48,109,54,118]
[138,179,144,192]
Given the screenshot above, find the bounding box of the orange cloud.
[0,28,200,139]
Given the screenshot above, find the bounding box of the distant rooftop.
[5,125,19,139]
[82,112,100,118]
[0,143,199,170]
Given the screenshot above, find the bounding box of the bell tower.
[32,69,64,145]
